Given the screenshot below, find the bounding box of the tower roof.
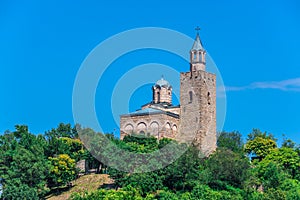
[191,33,204,51]
[155,76,171,88]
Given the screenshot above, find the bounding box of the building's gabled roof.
[191,33,204,51]
[120,107,179,119]
[130,108,163,115]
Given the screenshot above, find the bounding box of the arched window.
[165,123,171,129]
[137,122,147,135]
[124,124,134,134]
[157,92,160,102]
[165,122,171,135]
[172,125,177,135]
[189,91,193,103]
[150,122,159,131]
[150,122,159,137]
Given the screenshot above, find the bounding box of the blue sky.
[1,0,300,144]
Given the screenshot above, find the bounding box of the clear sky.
[1,0,300,144]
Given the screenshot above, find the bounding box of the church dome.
[155,77,171,88]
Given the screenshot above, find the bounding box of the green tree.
[163,146,202,191]
[263,188,286,200]
[262,147,300,179]
[0,125,49,198]
[122,172,165,196]
[2,182,39,200]
[44,123,78,157]
[245,137,277,160]
[280,179,300,200]
[122,134,159,153]
[282,137,296,149]
[247,128,276,141]
[256,161,287,190]
[206,149,250,189]
[156,190,179,200]
[190,184,221,200]
[47,154,77,188]
[217,131,244,153]
[108,167,127,189]
[57,137,85,161]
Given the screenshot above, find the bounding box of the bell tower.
[190,27,206,72]
[179,28,217,156]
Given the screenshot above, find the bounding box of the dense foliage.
[0,123,86,199]
[71,129,300,200]
[0,125,300,199]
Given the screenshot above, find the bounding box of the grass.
[45,174,114,200]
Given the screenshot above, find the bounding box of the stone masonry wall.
[179,70,217,156]
[120,113,179,140]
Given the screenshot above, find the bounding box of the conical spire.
[191,33,204,51]
[190,27,206,72]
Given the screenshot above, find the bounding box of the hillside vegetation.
[0,123,300,199]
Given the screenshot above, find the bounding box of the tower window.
[207,92,211,105]
[189,91,193,103]
[157,92,160,102]
[193,52,197,60]
[199,52,202,62]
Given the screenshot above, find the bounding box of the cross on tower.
[195,26,201,34]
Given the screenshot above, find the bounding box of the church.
[120,31,217,155]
